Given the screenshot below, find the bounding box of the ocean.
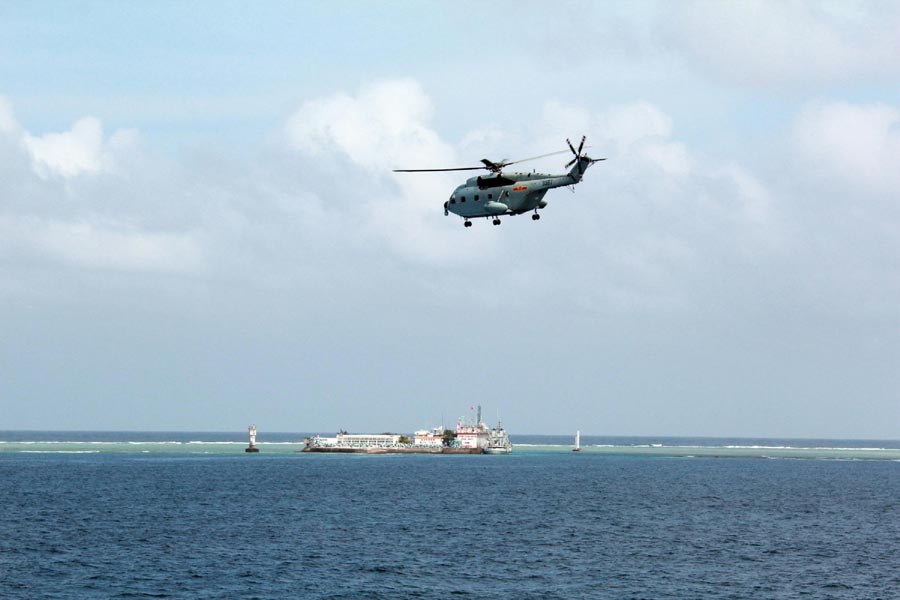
[2,432,898,599]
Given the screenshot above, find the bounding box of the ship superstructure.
[484,418,512,454]
[455,406,491,450]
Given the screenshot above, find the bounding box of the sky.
[1,1,898,438]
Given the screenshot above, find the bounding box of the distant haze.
[1,2,898,438]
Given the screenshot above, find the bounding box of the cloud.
[21,116,139,179]
[284,78,497,264]
[783,100,900,316]
[792,101,900,193]
[538,101,693,179]
[1,83,891,324]
[596,101,673,147]
[0,96,18,134]
[517,99,788,316]
[285,78,453,172]
[0,107,201,279]
[2,74,897,436]
[0,215,204,273]
[660,1,900,87]
[548,100,770,225]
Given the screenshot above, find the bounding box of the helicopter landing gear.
[532,212,541,221]
[464,220,472,228]
[492,218,501,226]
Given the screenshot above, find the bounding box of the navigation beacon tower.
[245,425,259,453]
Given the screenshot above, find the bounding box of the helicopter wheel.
[464,220,472,228]
[492,218,501,226]
[532,213,541,221]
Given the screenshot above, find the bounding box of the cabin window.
[461,196,466,202]
[474,194,479,201]
[488,193,493,199]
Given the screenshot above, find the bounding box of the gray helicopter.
[394,136,604,227]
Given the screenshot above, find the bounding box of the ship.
[484,418,512,454]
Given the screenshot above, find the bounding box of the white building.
[413,426,445,447]
[312,433,403,447]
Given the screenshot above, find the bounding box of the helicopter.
[394,136,604,227]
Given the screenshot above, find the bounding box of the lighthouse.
[245,425,259,453]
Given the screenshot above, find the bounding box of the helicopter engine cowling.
[477,175,516,190]
[484,201,508,215]
[538,200,548,208]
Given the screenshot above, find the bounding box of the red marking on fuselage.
[512,185,528,191]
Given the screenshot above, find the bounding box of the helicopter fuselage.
[445,171,570,218]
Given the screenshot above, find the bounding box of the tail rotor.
[565,135,605,175]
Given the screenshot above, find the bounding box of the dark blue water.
[2,451,898,599]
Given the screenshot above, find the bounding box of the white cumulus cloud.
[526,99,786,315]
[22,117,138,179]
[286,78,453,172]
[284,78,496,264]
[0,104,201,278]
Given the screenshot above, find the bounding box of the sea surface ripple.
[1,436,899,599]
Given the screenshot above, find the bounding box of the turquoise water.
[2,431,899,460]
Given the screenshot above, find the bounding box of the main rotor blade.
[394,146,581,174]
[504,148,572,167]
[393,166,485,172]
